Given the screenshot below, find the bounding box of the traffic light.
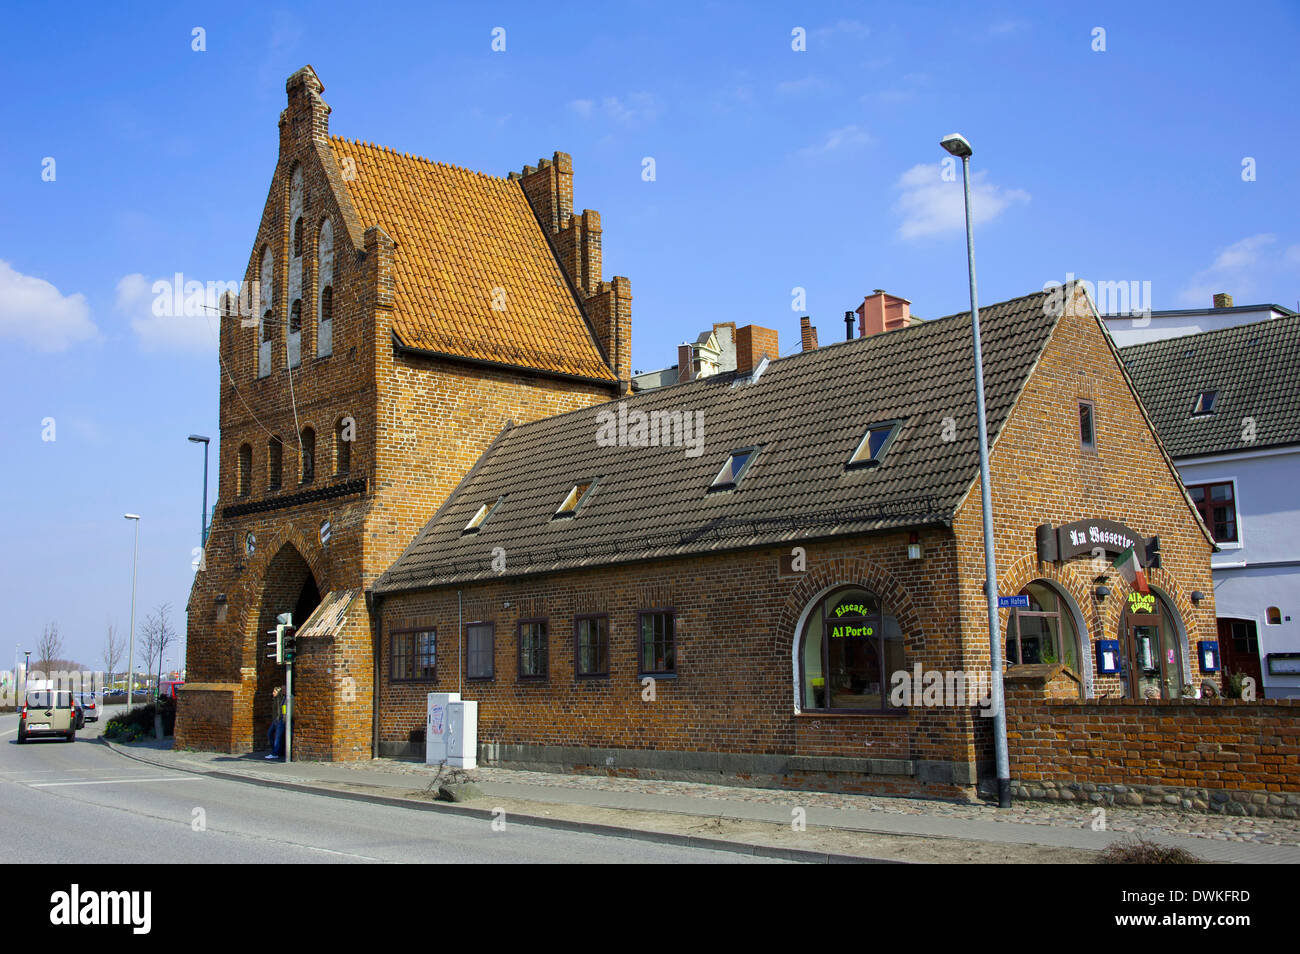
[265,624,284,663]
[283,625,297,662]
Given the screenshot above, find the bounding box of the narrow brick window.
[467,623,494,680]
[237,443,252,497]
[518,620,548,680]
[575,615,609,677]
[300,427,315,484]
[318,285,333,357]
[638,611,676,675]
[1079,401,1096,451]
[288,299,302,369]
[335,417,351,474]
[259,309,273,379]
[391,629,436,681]
[268,435,283,491]
[293,217,303,257]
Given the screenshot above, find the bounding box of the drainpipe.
[457,590,463,696]
[366,589,380,759]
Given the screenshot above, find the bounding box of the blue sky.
[1,1,1297,669]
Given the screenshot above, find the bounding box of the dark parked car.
[76,693,99,723]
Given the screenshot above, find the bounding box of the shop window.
[1121,592,1185,700]
[267,436,283,491]
[639,611,676,675]
[1078,401,1096,451]
[237,443,252,497]
[848,421,900,468]
[300,427,315,484]
[1186,481,1238,543]
[467,623,494,679]
[1266,607,1282,625]
[1005,581,1080,672]
[575,615,609,677]
[517,620,548,680]
[798,586,904,714]
[335,417,351,474]
[463,496,505,534]
[710,448,758,491]
[554,479,596,518]
[391,629,435,681]
[1191,390,1217,416]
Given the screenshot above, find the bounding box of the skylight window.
[553,479,596,519]
[1191,391,1218,416]
[848,421,901,468]
[709,448,758,491]
[463,496,505,533]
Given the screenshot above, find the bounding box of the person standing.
[267,685,286,760]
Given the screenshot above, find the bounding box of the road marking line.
[31,776,196,788]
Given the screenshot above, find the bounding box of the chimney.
[800,316,819,352]
[282,66,330,153]
[677,343,693,383]
[844,311,855,340]
[857,289,913,337]
[735,324,778,374]
[1213,292,1234,309]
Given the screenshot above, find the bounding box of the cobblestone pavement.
[344,759,1300,847]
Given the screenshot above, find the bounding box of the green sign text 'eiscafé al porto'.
[831,601,874,638]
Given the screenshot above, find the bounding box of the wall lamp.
[1190,590,1205,605]
[1094,585,1111,601]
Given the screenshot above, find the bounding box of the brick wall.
[1006,693,1300,815]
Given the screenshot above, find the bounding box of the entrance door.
[1217,618,1263,692]
[1122,611,1183,699]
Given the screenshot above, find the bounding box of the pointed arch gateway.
[246,539,323,750]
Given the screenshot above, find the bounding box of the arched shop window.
[799,586,904,713]
[1121,590,1185,700]
[1005,581,1080,672]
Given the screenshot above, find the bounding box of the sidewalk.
[104,738,1300,864]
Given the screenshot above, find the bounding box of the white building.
[1120,310,1300,698]
[1105,291,1295,347]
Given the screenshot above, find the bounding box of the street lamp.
[124,514,140,711]
[940,132,1011,808]
[188,435,211,547]
[23,650,30,700]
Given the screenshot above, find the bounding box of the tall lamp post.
[124,514,141,711]
[23,650,31,700]
[188,435,211,547]
[940,132,1011,808]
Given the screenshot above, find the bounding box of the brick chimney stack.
[735,324,778,374]
[1213,292,1234,308]
[283,65,330,153]
[800,316,818,351]
[857,289,914,337]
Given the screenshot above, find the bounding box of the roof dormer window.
[848,421,900,468]
[553,480,596,519]
[709,448,758,492]
[1191,391,1218,416]
[463,496,505,534]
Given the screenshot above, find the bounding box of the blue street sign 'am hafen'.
[997,595,1030,608]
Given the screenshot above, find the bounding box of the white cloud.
[569,93,661,125]
[893,163,1030,239]
[798,124,870,157]
[0,260,98,351]
[1178,233,1295,306]
[117,273,220,353]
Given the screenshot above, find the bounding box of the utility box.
[425,692,460,765]
[445,700,478,769]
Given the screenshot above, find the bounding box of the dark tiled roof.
[1120,314,1300,458]
[374,289,1064,593]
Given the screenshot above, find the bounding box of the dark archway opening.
[252,543,321,751]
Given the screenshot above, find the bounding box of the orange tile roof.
[330,137,616,382]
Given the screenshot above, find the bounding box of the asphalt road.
[0,709,785,864]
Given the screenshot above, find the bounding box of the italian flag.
[1112,545,1149,594]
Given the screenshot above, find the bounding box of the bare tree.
[102,622,124,687]
[35,621,63,678]
[142,602,177,697]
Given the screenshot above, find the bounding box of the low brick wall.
[1006,695,1300,817]
[174,683,243,753]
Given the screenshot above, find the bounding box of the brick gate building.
[177,66,630,758]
